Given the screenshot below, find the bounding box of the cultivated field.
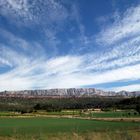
[0,116,140,140]
[0,96,139,140]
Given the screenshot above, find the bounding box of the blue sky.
[0,0,140,91]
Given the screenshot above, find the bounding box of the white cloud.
[0,0,68,25]
[0,27,140,91]
[0,45,140,91]
[111,84,140,92]
[82,35,140,72]
[1,3,140,92]
[0,58,12,67]
[96,5,140,45]
[0,0,32,22]
[0,28,30,50]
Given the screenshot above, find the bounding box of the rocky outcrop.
[0,88,140,98]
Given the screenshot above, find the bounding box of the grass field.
[84,111,140,118]
[0,110,139,140]
[0,117,139,140]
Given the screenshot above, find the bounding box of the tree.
[135,104,140,114]
[34,103,41,110]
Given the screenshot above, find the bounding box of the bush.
[134,112,137,115]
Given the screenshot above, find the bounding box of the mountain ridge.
[0,88,140,98]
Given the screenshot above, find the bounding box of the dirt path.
[0,115,140,122]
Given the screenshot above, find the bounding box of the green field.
[0,96,139,139]
[84,111,140,118]
[0,110,140,140]
[0,117,139,140]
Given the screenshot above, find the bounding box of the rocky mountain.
[0,88,140,98]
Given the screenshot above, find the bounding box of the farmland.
[0,109,140,118]
[0,96,139,139]
[0,117,139,140]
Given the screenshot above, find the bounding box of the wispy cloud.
[0,0,68,25]
[96,5,140,45]
[0,38,140,91]
[0,2,140,91]
[111,84,140,92]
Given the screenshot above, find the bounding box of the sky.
[0,0,140,92]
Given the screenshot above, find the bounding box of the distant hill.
[0,88,140,98]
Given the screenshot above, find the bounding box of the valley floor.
[0,111,139,140]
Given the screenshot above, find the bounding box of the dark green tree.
[136,104,140,114]
[34,103,41,110]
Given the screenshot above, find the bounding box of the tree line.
[0,96,139,114]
